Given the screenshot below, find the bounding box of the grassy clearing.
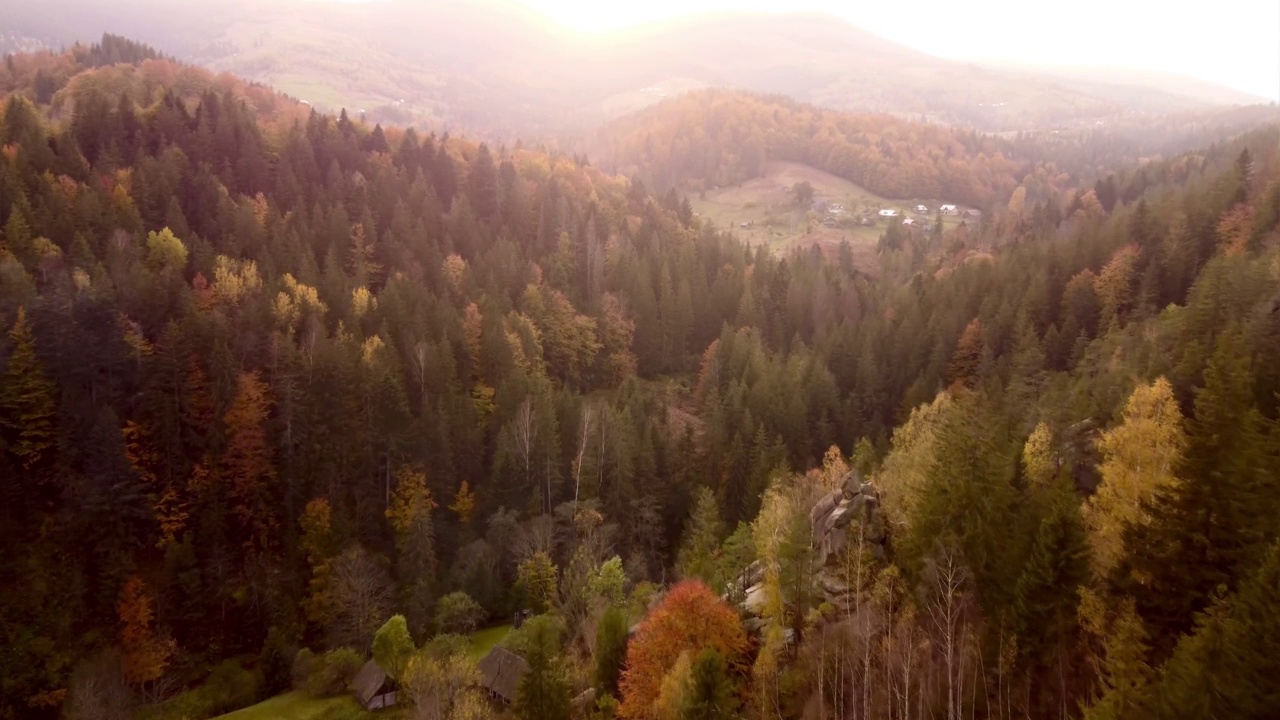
[467,623,512,660]
[690,161,973,269]
[213,692,369,720]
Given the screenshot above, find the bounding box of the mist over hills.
[3,0,1267,139]
[3,14,1280,720]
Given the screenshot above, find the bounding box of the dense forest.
[3,35,1280,720]
[594,90,1032,207]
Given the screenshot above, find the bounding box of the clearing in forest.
[689,161,969,271]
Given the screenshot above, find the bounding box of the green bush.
[422,633,469,659]
[160,660,263,719]
[292,648,316,691]
[260,626,297,695]
[501,614,566,658]
[304,647,363,698]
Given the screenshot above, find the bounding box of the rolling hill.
[2,0,1268,140]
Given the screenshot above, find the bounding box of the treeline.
[595,89,1049,207]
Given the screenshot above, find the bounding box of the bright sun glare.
[514,0,1280,101]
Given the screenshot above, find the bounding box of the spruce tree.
[1011,480,1090,712]
[676,486,725,586]
[595,605,629,698]
[516,617,570,720]
[0,307,56,472]
[1124,330,1271,650]
[1147,542,1280,720]
[683,648,738,720]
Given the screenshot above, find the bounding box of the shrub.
[291,648,316,690]
[422,633,469,660]
[435,591,486,635]
[260,627,297,695]
[502,614,566,659]
[304,647,364,698]
[162,660,263,718]
[204,660,263,714]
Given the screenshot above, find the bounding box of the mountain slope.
[4,36,1280,720]
[2,0,1265,139]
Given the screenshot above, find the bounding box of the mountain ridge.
[2,0,1266,140]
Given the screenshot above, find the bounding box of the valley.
[1,9,1279,720]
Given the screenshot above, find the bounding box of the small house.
[828,203,845,215]
[877,209,898,218]
[902,217,915,226]
[353,659,397,710]
[478,646,529,704]
[914,204,928,214]
[939,204,959,215]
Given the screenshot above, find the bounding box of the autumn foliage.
[618,580,748,720]
[117,575,174,687]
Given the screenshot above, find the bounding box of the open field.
[213,692,373,720]
[690,161,975,271]
[468,623,513,660]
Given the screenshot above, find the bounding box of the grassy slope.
[467,624,512,660]
[208,626,512,719]
[213,692,372,720]
[690,161,971,269]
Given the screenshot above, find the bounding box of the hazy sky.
[515,0,1280,101]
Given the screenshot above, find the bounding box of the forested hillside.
[3,37,1280,720]
[595,89,1279,211]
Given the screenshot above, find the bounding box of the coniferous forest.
[2,34,1280,720]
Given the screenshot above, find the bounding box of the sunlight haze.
[517,0,1280,101]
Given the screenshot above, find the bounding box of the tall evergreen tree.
[683,648,738,720]
[0,307,56,473]
[1124,330,1274,650]
[516,617,570,720]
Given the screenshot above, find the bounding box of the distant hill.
[594,89,1280,211]
[2,0,1268,139]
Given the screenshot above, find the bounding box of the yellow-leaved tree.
[1083,377,1186,578]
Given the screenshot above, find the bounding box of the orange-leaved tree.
[618,580,748,720]
[118,575,175,689]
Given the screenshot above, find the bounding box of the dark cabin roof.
[353,659,392,706]
[477,646,529,702]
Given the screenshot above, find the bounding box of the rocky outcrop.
[735,470,889,622]
[810,470,888,610]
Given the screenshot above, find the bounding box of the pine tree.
[1124,332,1272,648]
[386,466,438,637]
[1011,481,1089,712]
[595,605,630,698]
[904,395,1019,618]
[676,486,724,586]
[221,370,277,553]
[517,617,570,720]
[947,318,984,388]
[1082,600,1153,720]
[467,143,500,224]
[683,648,738,720]
[0,307,56,473]
[1147,542,1280,720]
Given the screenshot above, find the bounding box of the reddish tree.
[118,575,174,687]
[947,318,984,389]
[221,370,277,552]
[618,580,748,720]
